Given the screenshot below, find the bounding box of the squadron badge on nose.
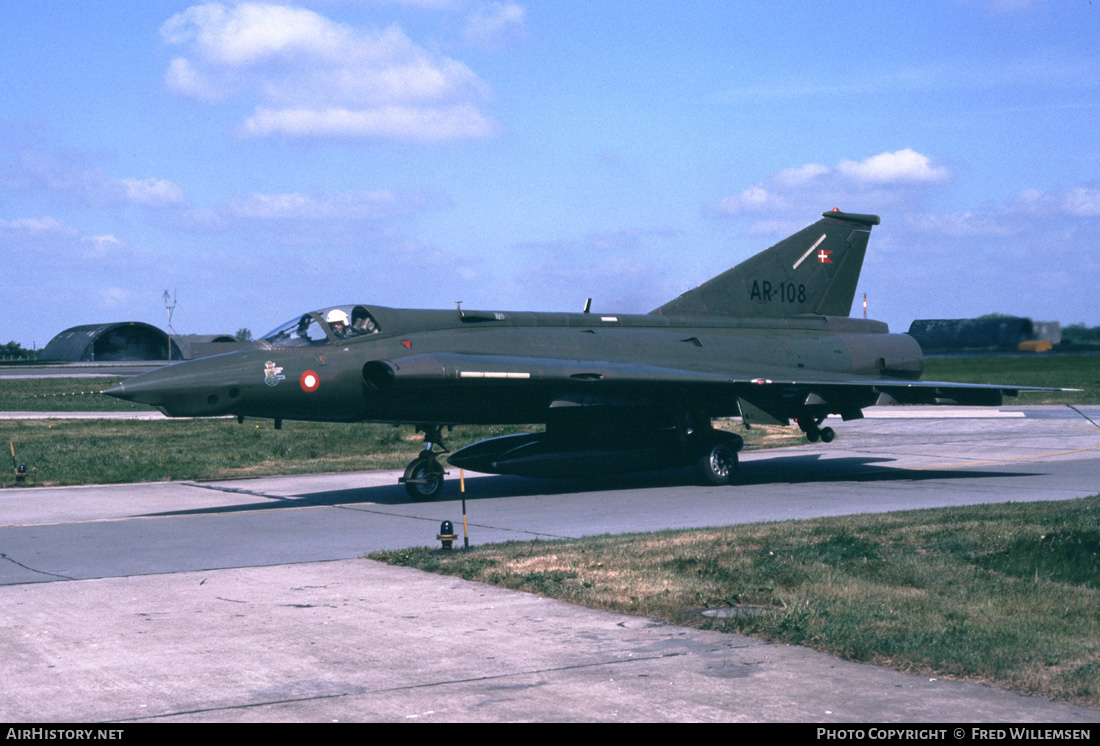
[264,361,286,386]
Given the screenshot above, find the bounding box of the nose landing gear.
[399,425,449,499]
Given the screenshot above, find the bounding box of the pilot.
[326,309,352,339]
[352,306,379,335]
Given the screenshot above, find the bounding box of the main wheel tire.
[403,456,445,499]
[695,439,739,486]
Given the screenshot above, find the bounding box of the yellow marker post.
[460,470,469,550]
[11,441,24,485]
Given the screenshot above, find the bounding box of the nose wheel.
[402,455,445,499]
[399,425,449,499]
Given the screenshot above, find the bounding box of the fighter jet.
[105,209,1064,498]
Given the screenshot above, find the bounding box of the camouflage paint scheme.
[106,210,1063,497]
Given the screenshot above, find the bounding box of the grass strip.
[0,419,516,486]
[921,355,1099,405]
[0,377,145,412]
[0,417,798,488]
[373,496,1100,709]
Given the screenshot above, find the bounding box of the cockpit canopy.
[262,305,380,347]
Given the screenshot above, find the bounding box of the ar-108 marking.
[750,280,806,303]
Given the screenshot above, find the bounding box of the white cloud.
[4,145,187,209]
[902,211,1016,238]
[0,216,154,273]
[0,216,75,236]
[80,234,131,260]
[242,104,497,140]
[775,163,830,186]
[161,3,352,66]
[117,178,187,207]
[1062,187,1100,217]
[463,2,526,49]
[161,2,497,141]
[712,148,954,225]
[99,287,134,309]
[228,189,401,220]
[713,185,788,215]
[1006,187,1100,219]
[836,149,953,185]
[165,57,226,101]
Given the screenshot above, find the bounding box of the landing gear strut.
[399,425,449,499]
[796,416,835,444]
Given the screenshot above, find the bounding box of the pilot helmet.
[325,309,350,327]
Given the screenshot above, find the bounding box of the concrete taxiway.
[1,406,1098,722]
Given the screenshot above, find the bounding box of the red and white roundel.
[300,370,320,392]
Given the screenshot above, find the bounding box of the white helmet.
[325,309,350,326]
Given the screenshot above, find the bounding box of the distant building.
[1031,321,1062,346]
[907,317,1062,352]
[42,322,178,361]
[42,323,246,362]
[174,334,249,360]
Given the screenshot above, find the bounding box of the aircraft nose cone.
[102,382,128,400]
[103,357,245,416]
[102,374,160,402]
[102,370,182,408]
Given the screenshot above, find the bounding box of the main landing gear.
[796,416,835,444]
[399,425,448,500]
[694,437,739,486]
[692,429,743,486]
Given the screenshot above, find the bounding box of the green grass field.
[0,416,532,487]
[922,354,1099,405]
[0,377,142,411]
[1,416,804,488]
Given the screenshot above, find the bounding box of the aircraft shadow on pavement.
[143,453,1040,518]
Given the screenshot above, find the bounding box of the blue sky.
[3,1,1099,349]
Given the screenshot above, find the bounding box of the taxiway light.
[437,520,458,550]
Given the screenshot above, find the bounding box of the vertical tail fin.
[652,210,880,318]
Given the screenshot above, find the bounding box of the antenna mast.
[163,290,177,362]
